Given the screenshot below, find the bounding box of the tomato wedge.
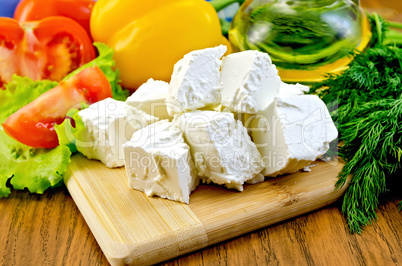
[0,16,95,89]
[3,66,112,149]
[14,0,96,37]
[0,18,24,89]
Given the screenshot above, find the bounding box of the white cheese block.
[251,95,338,177]
[173,111,264,191]
[76,98,159,168]
[126,78,172,120]
[166,45,227,116]
[123,120,198,204]
[278,82,309,96]
[220,50,281,114]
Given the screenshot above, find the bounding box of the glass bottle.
[229,0,371,83]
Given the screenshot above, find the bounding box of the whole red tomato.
[14,0,95,37]
[0,16,95,89]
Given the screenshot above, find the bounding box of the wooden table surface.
[1,1,401,265]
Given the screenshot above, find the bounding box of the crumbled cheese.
[173,111,264,191]
[302,164,319,172]
[123,120,198,204]
[77,98,158,168]
[166,45,226,115]
[220,50,281,113]
[126,78,172,120]
[251,95,338,177]
[278,82,309,96]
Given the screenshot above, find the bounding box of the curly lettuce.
[0,42,128,197]
[0,77,71,197]
[0,77,58,122]
[0,130,71,197]
[54,106,87,154]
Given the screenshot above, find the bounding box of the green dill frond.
[308,14,402,232]
[339,98,401,233]
[336,98,402,232]
[368,13,388,47]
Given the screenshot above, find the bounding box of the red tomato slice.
[3,66,112,149]
[0,16,95,88]
[0,18,24,89]
[14,0,95,37]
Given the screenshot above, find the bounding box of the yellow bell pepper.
[90,0,231,90]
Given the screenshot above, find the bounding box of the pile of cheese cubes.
[75,45,337,204]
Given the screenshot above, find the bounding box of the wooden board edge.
[66,156,350,265]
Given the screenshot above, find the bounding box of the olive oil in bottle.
[229,0,371,83]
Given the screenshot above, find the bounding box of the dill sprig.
[337,98,402,233]
[309,14,402,233]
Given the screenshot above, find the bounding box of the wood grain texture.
[163,197,402,266]
[66,155,209,265]
[0,186,109,266]
[190,159,348,246]
[64,154,349,265]
[1,187,400,265]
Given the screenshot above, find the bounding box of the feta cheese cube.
[278,82,309,96]
[220,50,281,114]
[173,111,264,191]
[166,45,227,115]
[126,78,172,120]
[77,98,159,168]
[123,121,198,204]
[251,95,338,177]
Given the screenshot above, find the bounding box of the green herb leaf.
[309,14,402,233]
[336,98,402,233]
[369,13,402,48]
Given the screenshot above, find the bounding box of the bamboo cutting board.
[65,154,348,265]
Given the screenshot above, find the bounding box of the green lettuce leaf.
[0,76,58,122]
[0,130,71,197]
[0,42,126,197]
[0,76,70,197]
[64,42,130,101]
[54,105,88,154]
